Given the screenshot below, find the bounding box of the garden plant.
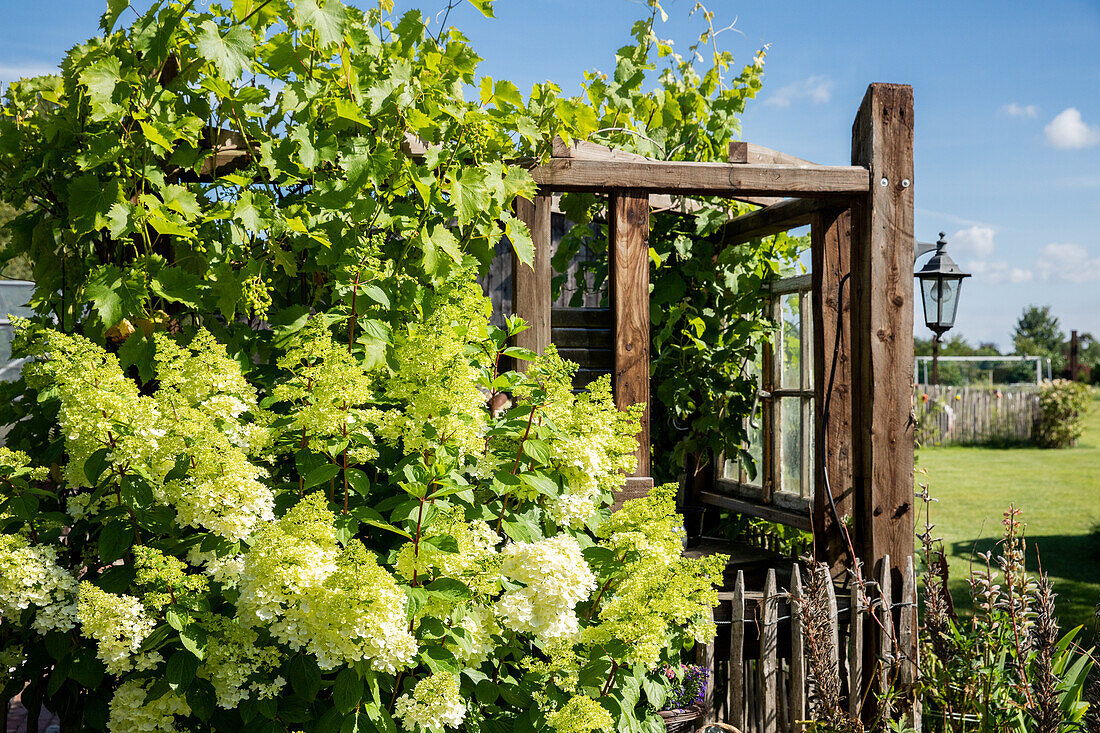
[0,0,743,731]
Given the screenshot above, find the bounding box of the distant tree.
[0,200,32,280]
[1013,305,1065,374]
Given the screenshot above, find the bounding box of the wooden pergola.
[513,82,916,592]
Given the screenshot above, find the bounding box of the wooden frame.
[516,83,917,713]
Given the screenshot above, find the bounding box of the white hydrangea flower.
[0,535,78,633]
[77,583,159,675]
[496,535,595,643]
[394,673,466,731]
[107,679,189,733]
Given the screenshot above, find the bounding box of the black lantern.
[916,233,970,338]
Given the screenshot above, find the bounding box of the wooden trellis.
[515,83,918,717]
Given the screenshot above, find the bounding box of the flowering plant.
[0,278,725,733]
[659,664,709,711]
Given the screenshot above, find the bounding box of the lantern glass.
[920,274,964,334]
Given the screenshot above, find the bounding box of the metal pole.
[932,337,940,386]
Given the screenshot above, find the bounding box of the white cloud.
[946,227,1031,284]
[1044,108,1100,149]
[1035,242,1100,283]
[967,260,1033,284]
[763,75,834,108]
[0,63,59,85]
[950,226,996,259]
[1000,102,1038,118]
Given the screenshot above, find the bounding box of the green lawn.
[916,393,1100,636]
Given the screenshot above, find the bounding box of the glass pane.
[0,282,33,321]
[746,411,763,485]
[781,293,800,389]
[780,398,801,495]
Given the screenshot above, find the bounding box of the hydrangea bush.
[0,279,725,732]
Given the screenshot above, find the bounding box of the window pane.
[802,292,814,390]
[781,293,801,389]
[780,397,801,495]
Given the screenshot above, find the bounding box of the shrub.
[0,287,727,732]
[1035,379,1091,448]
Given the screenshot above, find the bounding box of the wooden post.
[512,195,552,366]
[789,565,806,732]
[851,83,915,721]
[728,570,746,731]
[760,569,778,733]
[609,190,653,501]
[849,83,916,587]
[1070,330,1079,381]
[812,206,855,577]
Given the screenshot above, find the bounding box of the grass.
[916,392,1100,637]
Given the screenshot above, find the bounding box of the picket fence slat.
[729,570,745,730]
[789,565,806,732]
[847,583,864,718]
[761,569,778,733]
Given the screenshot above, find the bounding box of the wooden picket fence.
[914,385,1038,446]
[693,557,919,732]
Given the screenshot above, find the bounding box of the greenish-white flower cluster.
[77,583,160,675]
[394,672,467,731]
[0,534,77,633]
[238,493,416,672]
[107,679,189,733]
[497,535,596,643]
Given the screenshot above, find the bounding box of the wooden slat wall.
[915,385,1039,445]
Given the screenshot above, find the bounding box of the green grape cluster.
[238,274,272,319]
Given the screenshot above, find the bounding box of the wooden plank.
[550,328,612,348]
[552,136,782,206]
[709,198,822,247]
[811,206,855,578]
[530,158,870,197]
[850,84,916,691]
[900,555,921,730]
[609,190,651,480]
[551,307,611,328]
[729,570,746,732]
[611,476,654,511]
[847,585,865,718]
[789,564,806,733]
[876,555,895,718]
[760,569,778,733]
[513,195,552,364]
[729,141,817,167]
[699,490,812,530]
[696,606,717,722]
[824,568,840,682]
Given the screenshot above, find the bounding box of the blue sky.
[2,0,1099,349]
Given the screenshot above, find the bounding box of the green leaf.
[100,0,130,32]
[522,438,551,465]
[196,20,254,78]
[83,447,111,485]
[84,265,146,328]
[179,623,208,660]
[186,680,217,722]
[285,654,323,700]
[294,0,347,47]
[138,119,176,153]
[150,267,204,308]
[425,578,472,603]
[448,167,488,227]
[333,668,363,714]
[502,212,533,266]
[69,175,122,233]
[79,57,123,121]
[464,0,494,17]
[98,521,132,564]
[302,463,340,488]
[345,468,370,496]
[166,651,200,693]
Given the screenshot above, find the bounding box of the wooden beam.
[711,197,825,246]
[729,141,817,168]
[512,195,552,365]
[609,190,651,484]
[530,158,870,198]
[811,206,855,580]
[553,137,783,207]
[850,82,915,714]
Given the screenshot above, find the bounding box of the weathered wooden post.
[512,195,553,365]
[812,205,855,579]
[850,82,917,715]
[609,190,654,502]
